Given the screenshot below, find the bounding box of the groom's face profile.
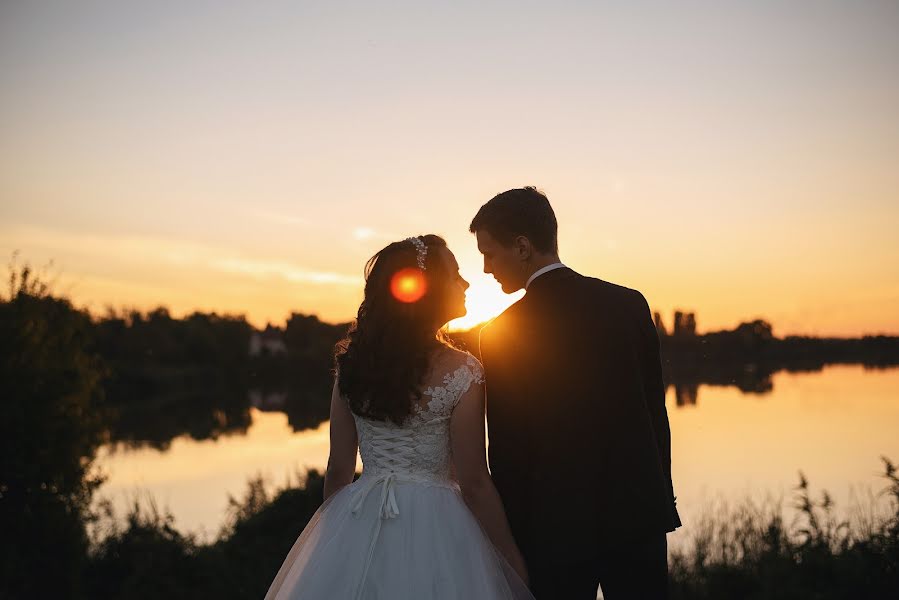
[475,229,525,294]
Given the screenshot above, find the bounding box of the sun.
[447,275,524,331]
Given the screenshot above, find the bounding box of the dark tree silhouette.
[0,263,109,599]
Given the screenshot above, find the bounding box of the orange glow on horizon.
[390,268,427,303]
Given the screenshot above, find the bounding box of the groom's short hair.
[469,186,558,254]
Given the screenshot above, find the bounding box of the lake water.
[93,364,899,548]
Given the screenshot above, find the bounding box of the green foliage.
[85,498,201,600]
[82,471,327,600]
[78,463,898,599]
[202,470,326,599]
[0,259,109,599]
[95,306,255,448]
[669,460,899,599]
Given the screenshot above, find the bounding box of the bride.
[263,234,534,599]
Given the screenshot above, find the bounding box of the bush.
[669,458,899,599]
[0,261,108,599]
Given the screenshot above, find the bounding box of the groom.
[471,187,680,599]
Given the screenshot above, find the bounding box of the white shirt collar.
[525,262,566,289]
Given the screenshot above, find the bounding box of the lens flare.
[390,268,427,303]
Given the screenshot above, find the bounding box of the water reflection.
[95,314,899,453]
[94,365,899,540]
[674,384,698,407]
[96,411,355,540]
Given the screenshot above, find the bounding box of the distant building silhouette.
[675,383,698,407]
[673,311,697,337]
[248,389,288,411]
[249,324,288,357]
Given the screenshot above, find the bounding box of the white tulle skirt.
[263,475,534,599]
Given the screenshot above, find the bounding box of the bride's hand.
[508,548,530,586]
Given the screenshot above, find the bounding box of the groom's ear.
[513,235,533,261]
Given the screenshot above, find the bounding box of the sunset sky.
[1,1,897,336]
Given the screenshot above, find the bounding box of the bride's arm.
[450,378,529,585]
[324,376,358,501]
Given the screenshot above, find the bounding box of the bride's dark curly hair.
[334,234,458,424]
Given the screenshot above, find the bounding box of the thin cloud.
[246,208,317,227]
[353,227,397,242]
[353,227,376,240]
[211,257,359,285]
[1,223,359,286]
[246,211,395,245]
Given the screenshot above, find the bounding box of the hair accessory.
[405,236,428,270]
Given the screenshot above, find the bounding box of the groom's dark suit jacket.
[479,267,680,562]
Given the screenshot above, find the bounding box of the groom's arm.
[478,321,534,552]
[477,323,523,480]
[477,323,516,473]
[634,292,674,493]
[477,325,500,473]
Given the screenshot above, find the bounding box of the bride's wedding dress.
[263,354,534,599]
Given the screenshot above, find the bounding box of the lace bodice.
[350,352,484,485]
[341,352,485,595]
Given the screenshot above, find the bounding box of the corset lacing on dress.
[346,353,484,600]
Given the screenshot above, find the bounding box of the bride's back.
[349,348,484,484]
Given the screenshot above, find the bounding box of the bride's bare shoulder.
[443,345,480,364]
[428,345,479,374]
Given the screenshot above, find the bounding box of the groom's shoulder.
[581,273,647,305]
[476,302,522,353]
